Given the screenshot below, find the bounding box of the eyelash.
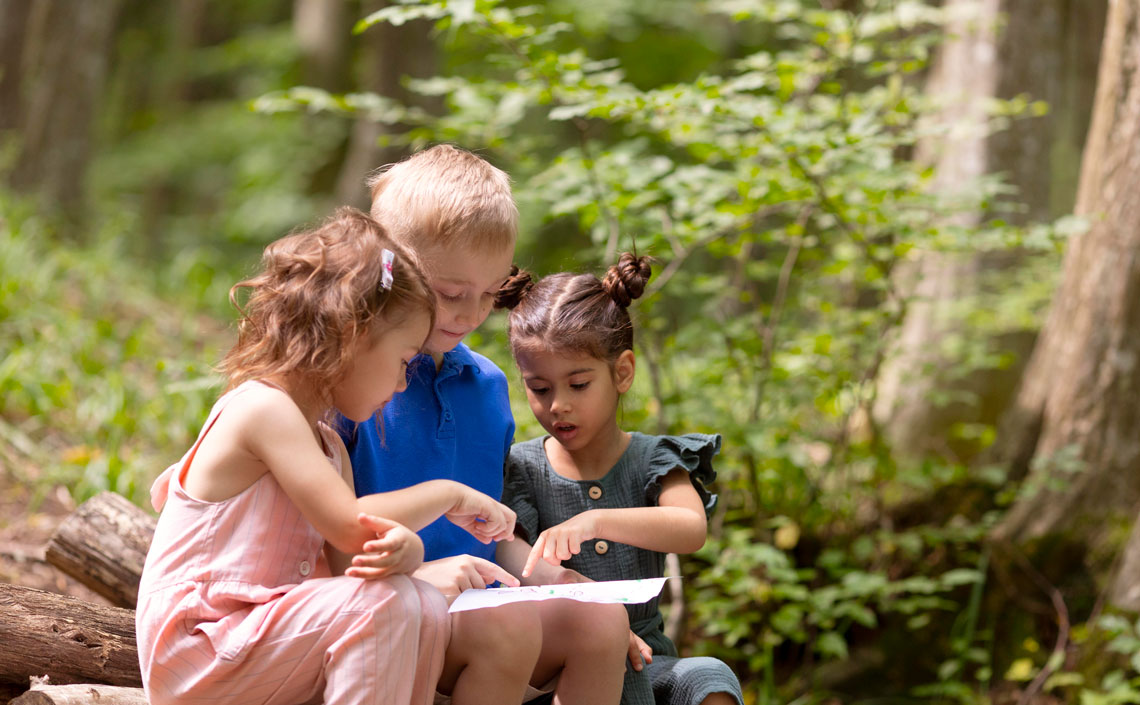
[438,291,496,303]
[529,382,589,395]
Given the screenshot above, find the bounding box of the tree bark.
[294,0,349,92]
[993,0,1140,557]
[45,492,154,609]
[8,0,124,223]
[11,682,147,705]
[0,0,33,133]
[333,0,440,208]
[0,584,139,688]
[873,0,1104,462]
[873,0,1001,460]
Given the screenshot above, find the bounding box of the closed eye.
[528,386,550,396]
[570,382,590,390]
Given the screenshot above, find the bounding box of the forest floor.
[0,465,109,703]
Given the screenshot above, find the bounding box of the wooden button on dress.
[595,540,609,555]
[588,485,603,500]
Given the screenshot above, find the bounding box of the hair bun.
[494,265,535,310]
[602,253,652,308]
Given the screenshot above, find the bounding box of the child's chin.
[427,335,464,353]
[339,406,379,424]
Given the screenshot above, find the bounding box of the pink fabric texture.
[137,381,448,705]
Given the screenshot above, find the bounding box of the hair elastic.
[380,249,395,290]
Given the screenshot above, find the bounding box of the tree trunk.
[333,0,440,208]
[873,0,1104,462]
[0,584,139,688]
[0,0,32,133]
[11,682,147,705]
[993,0,1140,559]
[45,492,155,609]
[873,0,1001,460]
[8,0,123,224]
[294,0,349,92]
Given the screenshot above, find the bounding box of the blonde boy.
[341,145,635,705]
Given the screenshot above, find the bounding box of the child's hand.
[522,512,599,578]
[628,631,653,671]
[414,555,521,602]
[445,487,517,544]
[344,513,424,579]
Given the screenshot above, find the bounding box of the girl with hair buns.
[497,253,744,705]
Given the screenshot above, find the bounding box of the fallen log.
[10,679,147,705]
[44,492,154,608]
[0,584,139,688]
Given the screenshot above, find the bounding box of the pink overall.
[136,381,449,705]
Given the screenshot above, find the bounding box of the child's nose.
[454,298,479,326]
[550,394,570,413]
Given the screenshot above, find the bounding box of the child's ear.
[614,349,636,394]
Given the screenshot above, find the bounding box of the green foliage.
[1,1,1109,702]
[243,0,1098,699]
[260,0,1076,699]
[0,196,222,504]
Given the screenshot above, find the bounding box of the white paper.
[448,577,673,613]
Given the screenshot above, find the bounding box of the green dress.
[504,432,742,705]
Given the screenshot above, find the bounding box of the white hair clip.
[380,248,395,290]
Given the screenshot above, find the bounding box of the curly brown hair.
[497,253,653,364]
[221,207,435,399]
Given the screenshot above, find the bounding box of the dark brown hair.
[222,207,435,397]
[498,253,653,363]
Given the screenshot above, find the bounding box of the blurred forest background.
[4,0,1140,703]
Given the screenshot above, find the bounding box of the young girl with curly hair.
[136,208,516,705]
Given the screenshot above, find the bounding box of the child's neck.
[546,424,631,482]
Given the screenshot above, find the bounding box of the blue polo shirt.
[340,343,515,563]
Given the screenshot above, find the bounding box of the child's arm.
[521,467,706,578]
[325,444,426,579]
[244,388,514,555]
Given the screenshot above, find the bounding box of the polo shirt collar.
[415,342,481,382]
[443,342,478,370]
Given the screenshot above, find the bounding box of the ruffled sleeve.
[645,433,722,518]
[502,442,542,544]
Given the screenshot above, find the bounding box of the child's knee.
[351,575,422,622]
[586,603,631,654]
[450,601,542,665]
[543,600,629,653]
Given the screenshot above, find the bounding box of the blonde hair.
[367,144,518,252]
[222,207,435,398]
